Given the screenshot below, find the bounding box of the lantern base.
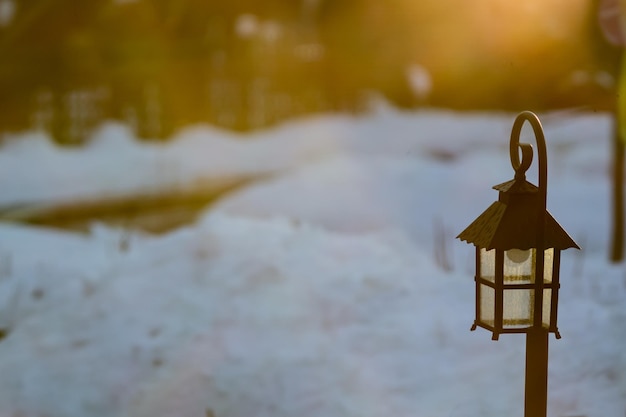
[470,320,561,340]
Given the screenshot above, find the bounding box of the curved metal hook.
[513,143,533,180]
[509,110,547,211]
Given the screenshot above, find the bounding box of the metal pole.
[511,111,549,417]
[524,327,549,417]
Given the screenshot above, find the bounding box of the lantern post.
[457,111,579,417]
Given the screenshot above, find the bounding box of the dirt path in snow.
[0,177,251,234]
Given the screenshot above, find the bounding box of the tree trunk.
[610,108,624,262]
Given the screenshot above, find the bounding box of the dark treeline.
[0,0,619,144]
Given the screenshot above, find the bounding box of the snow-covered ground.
[0,104,624,417]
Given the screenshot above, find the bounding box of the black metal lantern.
[457,111,579,417]
[458,111,579,340]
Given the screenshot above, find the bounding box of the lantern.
[458,111,579,340]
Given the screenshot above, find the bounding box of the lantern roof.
[457,178,579,250]
[492,177,538,194]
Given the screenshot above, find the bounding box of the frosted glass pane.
[503,289,533,328]
[542,288,552,328]
[502,249,554,284]
[504,249,534,284]
[543,249,553,283]
[480,248,495,283]
[479,284,494,326]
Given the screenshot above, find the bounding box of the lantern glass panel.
[503,289,533,328]
[542,288,552,328]
[479,284,495,326]
[504,249,533,284]
[543,248,554,283]
[480,248,496,283]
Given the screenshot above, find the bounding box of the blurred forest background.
[0,0,621,144]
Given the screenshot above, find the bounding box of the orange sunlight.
[471,0,589,57]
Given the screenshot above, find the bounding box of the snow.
[0,105,624,417]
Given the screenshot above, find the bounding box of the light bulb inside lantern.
[506,248,531,264]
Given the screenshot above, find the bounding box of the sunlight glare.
[471,0,589,54]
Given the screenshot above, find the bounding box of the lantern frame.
[472,247,562,340]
